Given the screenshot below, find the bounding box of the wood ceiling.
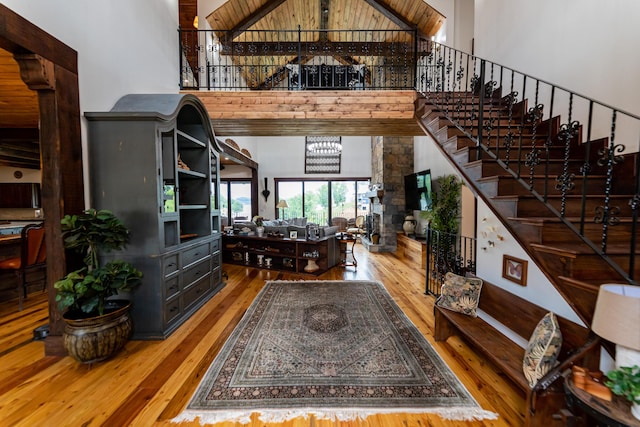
[1,0,444,169]
[0,48,41,169]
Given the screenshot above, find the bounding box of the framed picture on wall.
[502,254,528,286]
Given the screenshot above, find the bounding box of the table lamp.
[276,200,288,220]
[591,284,640,369]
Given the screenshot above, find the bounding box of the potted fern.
[606,365,640,420]
[54,209,143,363]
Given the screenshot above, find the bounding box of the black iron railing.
[425,228,476,296]
[416,41,640,285]
[179,28,418,90]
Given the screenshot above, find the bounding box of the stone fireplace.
[361,136,414,252]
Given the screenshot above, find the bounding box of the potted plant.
[253,215,265,237]
[54,208,143,364]
[606,365,640,419]
[420,174,462,234]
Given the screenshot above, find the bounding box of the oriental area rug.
[173,280,497,424]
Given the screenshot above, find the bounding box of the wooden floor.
[0,244,524,426]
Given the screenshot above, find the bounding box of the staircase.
[414,43,640,326]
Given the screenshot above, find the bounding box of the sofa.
[233,217,339,238]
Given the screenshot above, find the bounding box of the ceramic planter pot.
[62,300,133,364]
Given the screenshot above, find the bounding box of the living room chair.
[0,223,46,310]
[331,217,348,232]
[347,215,366,237]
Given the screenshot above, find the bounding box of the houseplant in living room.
[606,365,640,420]
[54,208,143,364]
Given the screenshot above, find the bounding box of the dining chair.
[0,223,46,310]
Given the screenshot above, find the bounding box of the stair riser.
[514,197,636,218]
[512,221,640,247]
[478,175,616,197]
[464,160,587,180]
[533,250,640,282]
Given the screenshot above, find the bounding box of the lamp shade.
[591,284,640,351]
[276,200,288,209]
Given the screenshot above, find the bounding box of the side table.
[337,233,357,269]
[564,372,640,426]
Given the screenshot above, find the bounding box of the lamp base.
[615,344,640,369]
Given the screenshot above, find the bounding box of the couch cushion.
[320,225,339,237]
[435,272,483,318]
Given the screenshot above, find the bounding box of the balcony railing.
[179,28,418,90]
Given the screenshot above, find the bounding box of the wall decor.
[502,255,528,286]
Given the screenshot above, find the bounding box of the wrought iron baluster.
[524,81,543,190]
[595,110,624,254]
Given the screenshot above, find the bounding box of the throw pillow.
[523,312,562,388]
[435,272,483,317]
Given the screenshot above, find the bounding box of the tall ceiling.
[0,0,444,169]
[203,0,444,37]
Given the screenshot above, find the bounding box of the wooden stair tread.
[531,242,639,255]
[492,194,632,200]
[508,216,638,224]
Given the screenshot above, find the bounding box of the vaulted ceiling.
[203,0,444,36]
[0,0,444,169]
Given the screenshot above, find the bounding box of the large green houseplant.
[420,174,462,234]
[54,208,143,363]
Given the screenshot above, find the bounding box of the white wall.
[220,136,372,219]
[475,199,582,324]
[473,0,640,117]
[2,0,180,204]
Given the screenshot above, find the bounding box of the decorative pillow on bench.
[435,272,483,318]
[523,312,562,388]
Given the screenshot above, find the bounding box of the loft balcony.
[179,28,425,91]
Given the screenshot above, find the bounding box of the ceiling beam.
[363,0,415,31]
[229,0,288,39]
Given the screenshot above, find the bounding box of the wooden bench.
[434,279,601,427]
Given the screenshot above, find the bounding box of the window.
[220,179,253,222]
[275,178,370,224]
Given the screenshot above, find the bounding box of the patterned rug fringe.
[172,406,498,425]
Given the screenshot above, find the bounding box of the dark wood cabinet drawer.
[182,258,211,288]
[163,254,179,276]
[163,295,181,325]
[164,276,179,300]
[182,242,210,267]
[183,275,211,311]
[211,252,221,270]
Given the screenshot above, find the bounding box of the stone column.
[365,135,414,252]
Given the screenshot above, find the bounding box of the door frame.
[1,4,85,356]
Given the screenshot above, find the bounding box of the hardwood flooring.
[0,244,524,426]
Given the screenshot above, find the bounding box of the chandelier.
[305,136,342,174]
[306,136,342,154]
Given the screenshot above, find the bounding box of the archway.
[0,4,85,356]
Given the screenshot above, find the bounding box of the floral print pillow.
[523,312,562,388]
[436,272,483,317]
